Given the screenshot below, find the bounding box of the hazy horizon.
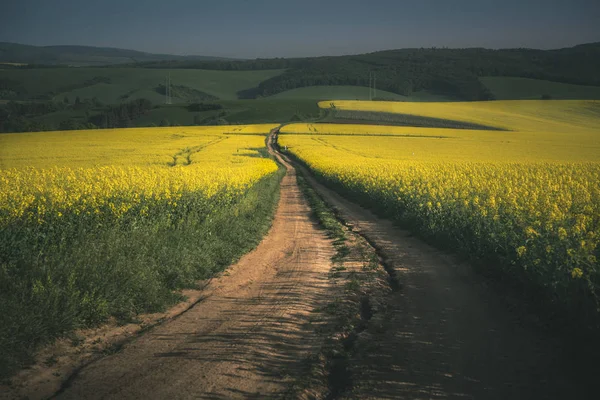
[1,0,599,59]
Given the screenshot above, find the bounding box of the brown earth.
[291,153,599,400]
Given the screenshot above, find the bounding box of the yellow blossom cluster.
[280,100,600,308]
[0,126,278,226]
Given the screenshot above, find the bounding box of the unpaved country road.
[284,150,599,400]
[48,130,598,400]
[54,133,334,400]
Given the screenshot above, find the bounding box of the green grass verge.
[289,167,391,399]
[296,173,346,244]
[0,167,284,379]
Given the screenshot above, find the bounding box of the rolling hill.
[0,42,236,67]
[0,67,284,102]
[135,42,600,101]
[2,42,600,133]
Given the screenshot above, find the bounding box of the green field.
[269,85,452,101]
[0,68,285,102]
[224,99,321,123]
[130,100,321,126]
[481,77,600,100]
[4,66,600,134]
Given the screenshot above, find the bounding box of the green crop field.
[268,85,452,101]
[123,99,322,126]
[481,77,600,100]
[0,68,285,102]
[223,99,321,123]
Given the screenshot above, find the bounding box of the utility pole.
[165,73,172,105]
[369,72,372,101]
[373,72,377,100]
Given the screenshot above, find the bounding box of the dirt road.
[292,156,598,400]
[53,134,334,399]
[48,130,597,399]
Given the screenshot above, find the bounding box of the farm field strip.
[320,99,600,133]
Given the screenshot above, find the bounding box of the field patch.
[0,68,285,102]
[481,77,600,100]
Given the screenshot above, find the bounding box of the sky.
[1,0,599,58]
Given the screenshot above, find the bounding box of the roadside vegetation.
[286,169,391,399]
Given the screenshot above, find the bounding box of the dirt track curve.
[49,129,598,400]
[53,132,334,399]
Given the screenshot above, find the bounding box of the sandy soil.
[49,133,335,400]
[295,159,599,400]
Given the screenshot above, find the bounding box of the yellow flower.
[525,227,539,237]
[557,228,568,240]
[0,126,278,227]
[571,268,583,279]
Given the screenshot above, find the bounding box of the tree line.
[0,98,153,132]
[0,99,229,133]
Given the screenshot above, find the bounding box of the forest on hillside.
[129,43,600,101]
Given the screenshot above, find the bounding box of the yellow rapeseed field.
[0,124,281,373]
[319,99,600,132]
[0,125,278,226]
[281,100,600,311]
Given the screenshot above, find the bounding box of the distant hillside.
[136,42,600,101]
[480,77,600,100]
[2,41,600,105]
[0,68,284,102]
[0,42,236,66]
